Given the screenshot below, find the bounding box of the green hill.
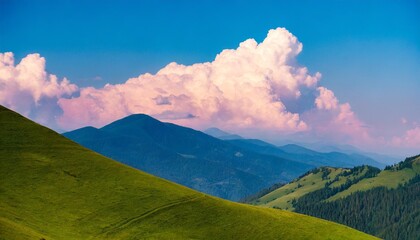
[250,167,350,210]
[250,157,420,239]
[0,105,377,239]
[328,156,419,201]
[250,165,380,210]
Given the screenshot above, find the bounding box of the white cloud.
[0,52,77,126]
[300,87,371,146]
[4,28,406,153]
[315,87,338,110]
[58,28,320,132]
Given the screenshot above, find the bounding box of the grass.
[253,168,344,210]
[0,105,378,240]
[254,156,419,207]
[253,166,379,210]
[328,159,419,201]
[329,168,367,188]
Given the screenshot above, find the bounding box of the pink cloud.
[1,28,394,153]
[0,52,77,127]
[58,28,320,132]
[334,103,371,142]
[315,87,338,110]
[301,88,371,146]
[392,127,420,148]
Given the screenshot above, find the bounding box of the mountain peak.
[204,127,231,137]
[204,127,243,140]
[101,113,163,131]
[122,113,159,122]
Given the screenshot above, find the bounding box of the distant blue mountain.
[204,127,243,140]
[289,141,400,165]
[63,114,313,201]
[227,140,385,169]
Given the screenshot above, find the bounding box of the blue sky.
[0,0,419,155]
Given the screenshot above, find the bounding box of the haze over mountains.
[65,114,384,201]
[227,139,384,169]
[205,127,399,166]
[0,105,378,239]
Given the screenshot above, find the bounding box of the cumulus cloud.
[300,87,371,145]
[315,87,338,110]
[58,28,320,132]
[0,28,393,151]
[0,52,77,127]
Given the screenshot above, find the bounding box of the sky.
[0,0,419,156]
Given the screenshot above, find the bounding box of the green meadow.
[253,167,346,210]
[328,159,419,201]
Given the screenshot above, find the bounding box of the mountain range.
[64,114,313,201]
[64,115,383,201]
[205,128,397,166]
[227,138,384,168]
[0,105,377,239]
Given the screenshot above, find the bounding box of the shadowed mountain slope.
[64,114,313,200]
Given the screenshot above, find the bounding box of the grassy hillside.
[0,105,377,240]
[250,156,419,240]
[294,174,419,240]
[252,158,420,209]
[254,167,345,210]
[328,157,420,200]
[252,166,375,210]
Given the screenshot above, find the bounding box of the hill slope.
[249,165,380,210]
[250,157,420,239]
[328,156,419,201]
[0,105,377,239]
[63,114,313,201]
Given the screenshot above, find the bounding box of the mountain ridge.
[64,114,313,201]
[204,127,243,140]
[228,139,384,169]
